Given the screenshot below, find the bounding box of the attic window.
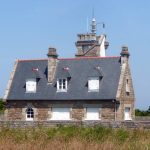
[88,77,99,92]
[26,79,36,93]
[57,79,67,92]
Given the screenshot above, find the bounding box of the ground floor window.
[85,107,100,120]
[26,107,34,121]
[50,108,71,120]
[124,107,132,120]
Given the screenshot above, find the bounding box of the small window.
[126,79,130,95]
[26,107,34,121]
[124,107,132,120]
[88,77,99,92]
[57,79,67,92]
[26,79,36,93]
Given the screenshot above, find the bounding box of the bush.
[135,108,150,116]
[0,99,4,112]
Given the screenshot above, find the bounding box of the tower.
[75,17,109,57]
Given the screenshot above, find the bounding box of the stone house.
[3,17,135,121]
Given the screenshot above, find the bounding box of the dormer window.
[26,79,36,93]
[57,79,67,92]
[88,77,99,92]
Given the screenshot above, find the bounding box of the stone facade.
[116,48,135,121]
[5,100,115,121]
[47,47,58,83]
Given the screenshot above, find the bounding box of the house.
[3,17,135,121]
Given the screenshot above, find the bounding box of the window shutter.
[88,77,99,91]
[26,79,36,92]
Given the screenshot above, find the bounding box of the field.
[0,125,150,150]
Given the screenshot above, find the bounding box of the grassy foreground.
[0,125,150,150]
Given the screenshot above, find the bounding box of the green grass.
[0,126,150,150]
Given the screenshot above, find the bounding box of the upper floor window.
[57,78,67,92]
[88,77,99,92]
[126,79,130,95]
[26,79,36,93]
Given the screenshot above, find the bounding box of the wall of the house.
[5,100,115,121]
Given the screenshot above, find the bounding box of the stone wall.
[5,100,115,121]
[116,59,135,121]
[0,121,150,129]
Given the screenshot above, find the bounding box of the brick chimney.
[120,46,130,64]
[47,47,58,83]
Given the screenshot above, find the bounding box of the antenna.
[86,17,89,33]
[91,8,96,34]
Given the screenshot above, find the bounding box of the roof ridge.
[58,56,120,60]
[18,56,120,62]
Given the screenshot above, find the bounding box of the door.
[124,107,131,120]
[51,108,71,120]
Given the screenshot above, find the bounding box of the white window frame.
[88,77,99,92]
[26,107,34,121]
[85,107,101,120]
[50,107,71,120]
[26,79,37,93]
[57,78,67,92]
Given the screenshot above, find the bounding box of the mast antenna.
[91,8,96,34]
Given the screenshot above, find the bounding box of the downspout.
[112,99,116,121]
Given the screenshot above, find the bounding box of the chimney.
[47,47,58,83]
[120,46,130,64]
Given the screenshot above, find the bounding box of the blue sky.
[0,0,150,109]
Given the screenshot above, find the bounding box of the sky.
[0,0,150,109]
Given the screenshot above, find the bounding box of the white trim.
[88,77,99,92]
[26,107,34,121]
[57,78,67,92]
[26,79,37,93]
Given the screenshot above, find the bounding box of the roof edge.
[17,56,120,62]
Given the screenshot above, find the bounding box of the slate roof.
[7,57,121,100]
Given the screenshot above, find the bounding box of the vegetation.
[0,126,150,150]
[0,98,4,113]
[135,107,150,116]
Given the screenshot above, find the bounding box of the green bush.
[135,108,150,116]
[0,99,4,112]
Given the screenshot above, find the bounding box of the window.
[126,79,130,95]
[85,108,100,120]
[124,107,132,120]
[50,108,71,120]
[88,77,99,92]
[26,107,34,121]
[26,79,36,93]
[57,79,67,92]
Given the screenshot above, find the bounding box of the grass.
[0,126,150,150]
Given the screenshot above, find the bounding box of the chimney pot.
[47,47,58,58]
[120,46,130,58]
